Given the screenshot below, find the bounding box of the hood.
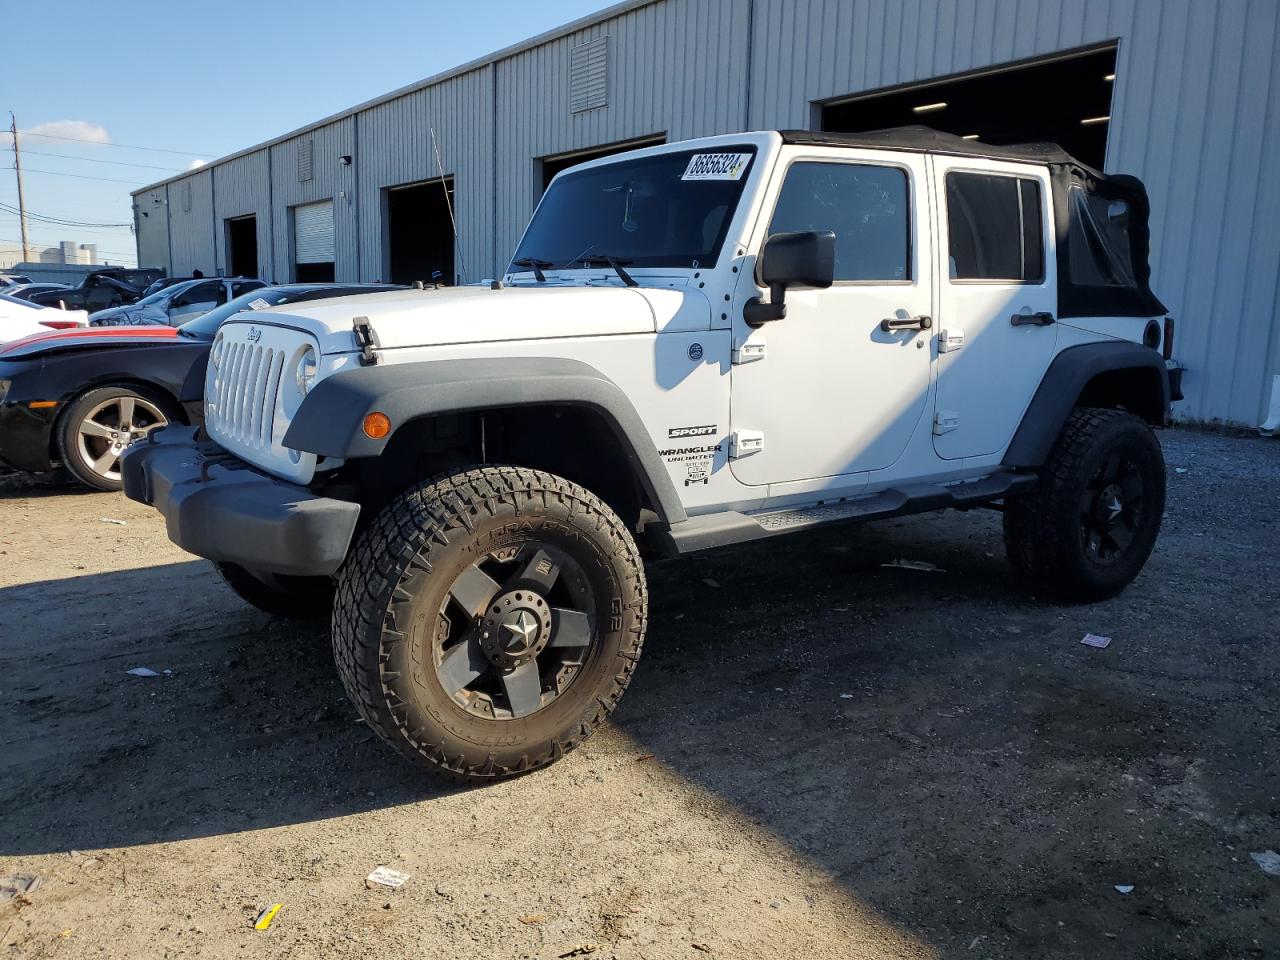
[0,325,179,360]
[231,283,711,354]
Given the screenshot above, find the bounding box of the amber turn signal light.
[363,412,391,439]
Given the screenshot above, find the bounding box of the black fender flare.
[1003,341,1170,468]
[282,356,687,524]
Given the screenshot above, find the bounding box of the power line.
[18,149,183,173]
[12,130,212,157]
[9,166,148,186]
[0,200,133,227]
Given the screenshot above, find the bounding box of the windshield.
[133,281,194,307]
[179,288,293,338]
[511,146,756,271]
[0,292,39,310]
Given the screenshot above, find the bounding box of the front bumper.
[121,426,361,577]
[0,399,58,473]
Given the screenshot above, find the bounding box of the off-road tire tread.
[331,465,647,780]
[1003,407,1164,603]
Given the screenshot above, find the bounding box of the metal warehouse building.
[132,0,1280,426]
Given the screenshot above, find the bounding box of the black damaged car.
[0,283,398,491]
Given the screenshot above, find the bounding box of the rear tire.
[331,465,647,779]
[1004,408,1165,602]
[214,562,335,620]
[57,383,178,492]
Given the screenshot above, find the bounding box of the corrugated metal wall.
[164,170,215,277]
[132,186,169,270]
[131,0,1280,424]
[211,149,273,280]
[749,0,1280,423]
[494,0,751,262]
[269,119,358,281]
[357,67,495,282]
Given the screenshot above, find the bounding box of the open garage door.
[226,215,258,279]
[385,178,456,286]
[821,44,1117,169]
[293,200,335,282]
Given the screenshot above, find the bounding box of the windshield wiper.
[580,255,638,288]
[511,257,552,283]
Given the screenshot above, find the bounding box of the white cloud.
[1,119,112,148]
[186,159,207,171]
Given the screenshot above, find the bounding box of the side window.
[232,281,262,298]
[767,162,910,282]
[945,172,1044,282]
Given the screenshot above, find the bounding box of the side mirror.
[744,230,836,327]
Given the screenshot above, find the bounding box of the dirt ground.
[1,427,1277,959]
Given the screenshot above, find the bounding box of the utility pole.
[9,113,31,263]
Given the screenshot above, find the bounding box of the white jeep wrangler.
[124,127,1177,779]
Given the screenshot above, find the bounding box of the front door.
[930,157,1058,460]
[730,150,934,486]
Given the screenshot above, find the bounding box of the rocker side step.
[651,471,1037,555]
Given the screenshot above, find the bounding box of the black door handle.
[880,314,932,332]
[1011,311,1055,327]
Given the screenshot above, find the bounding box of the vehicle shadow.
[0,468,93,500]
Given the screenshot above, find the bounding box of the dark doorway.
[226,216,258,278]
[540,134,666,192]
[821,44,1117,169]
[294,262,335,283]
[385,178,456,285]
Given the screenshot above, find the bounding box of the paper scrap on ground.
[0,874,41,902]
[1250,850,1280,876]
[100,517,127,525]
[1081,633,1113,649]
[253,903,282,930]
[366,866,410,889]
[125,667,161,677]
[881,559,945,573]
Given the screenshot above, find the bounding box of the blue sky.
[2,0,616,267]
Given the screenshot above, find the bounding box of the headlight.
[296,348,318,395]
[209,333,224,370]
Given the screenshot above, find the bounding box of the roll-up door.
[293,200,335,281]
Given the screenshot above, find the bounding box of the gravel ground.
[1,427,1277,959]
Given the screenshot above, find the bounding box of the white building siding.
[269,119,357,281]
[749,0,1280,422]
[494,0,751,261]
[212,150,273,280]
[164,170,215,277]
[132,187,169,271]
[356,67,496,281]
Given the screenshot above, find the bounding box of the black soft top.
[779,126,1167,319]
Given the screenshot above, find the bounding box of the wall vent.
[182,181,192,213]
[570,36,608,114]
[298,139,314,182]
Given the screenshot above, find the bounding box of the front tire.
[57,383,177,492]
[331,465,648,779]
[1004,408,1165,602]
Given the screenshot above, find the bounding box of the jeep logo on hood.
[247,327,262,343]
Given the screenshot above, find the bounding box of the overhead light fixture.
[961,133,980,140]
[1081,115,1111,126]
[912,101,948,114]
[1104,73,1116,81]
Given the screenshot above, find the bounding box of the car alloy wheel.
[75,394,168,483]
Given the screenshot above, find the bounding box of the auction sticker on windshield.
[682,153,751,181]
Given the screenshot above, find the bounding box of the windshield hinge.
[732,338,766,364]
[353,316,380,366]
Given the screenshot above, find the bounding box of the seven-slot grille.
[207,340,286,451]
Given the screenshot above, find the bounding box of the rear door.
[931,158,1057,460]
